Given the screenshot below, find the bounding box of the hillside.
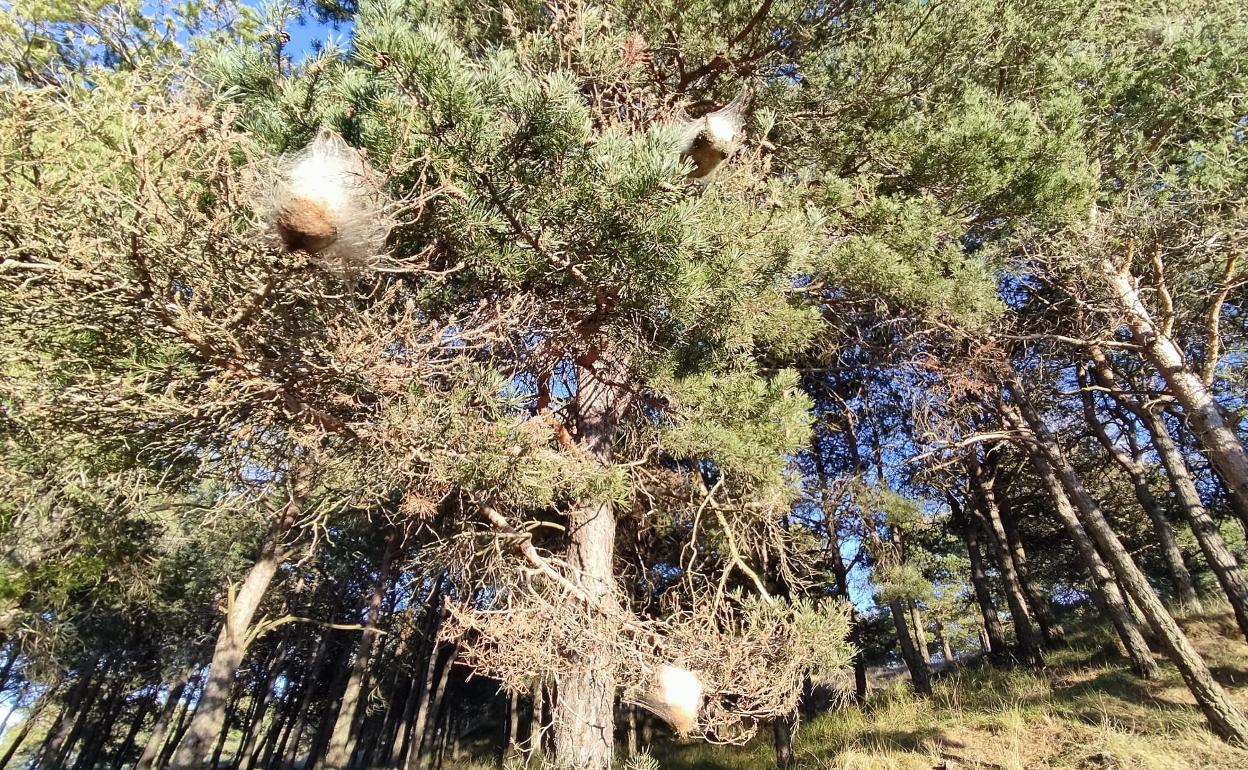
[647,612,1248,770]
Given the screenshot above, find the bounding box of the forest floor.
[640,609,1248,770]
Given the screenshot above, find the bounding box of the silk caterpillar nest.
[263,129,392,270]
[680,90,750,181]
[636,664,704,735]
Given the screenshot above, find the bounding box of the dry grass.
[646,610,1248,770]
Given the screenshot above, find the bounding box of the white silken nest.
[635,664,704,735]
[262,128,392,270]
[679,90,750,181]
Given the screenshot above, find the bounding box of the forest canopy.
[2,1,1248,769]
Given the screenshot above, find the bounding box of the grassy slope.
[649,611,1248,770]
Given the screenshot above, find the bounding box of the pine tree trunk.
[624,703,637,758]
[421,646,457,770]
[1006,379,1248,745]
[319,531,398,770]
[998,494,1065,646]
[1078,362,1201,610]
[969,453,1043,665]
[50,664,109,770]
[1089,347,1248,642]
[552,359,627,770]
[209,682,243,770]
[71,677,126,770]
[171,501,296,770]
[1103,260,1248,532]
[907,600,932,665]
[0,688,53,770]
[951,494,1009,663]
[113,690,158,770]
[888,597,932,695]
[137,667,195,770]
[528,680,545,764]
[935,622,954,663]
[1019,446,1156,676]
[772,716,794,769]
[236,641,289,770]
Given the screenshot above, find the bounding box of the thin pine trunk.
[999,494,1065,646]
[907,600,932,665]
[888,597,932,695]
[137,666,196,770]
[970,453,1043,666]
[421,647,457,770]
[71,677,126,770]
[951,493,1009,663]
[1006,378,1248,745]
[319,532,399,770]
[171,499,298,770]
[772,716,794,770]
[1078,361,1201,610]
[935,622,954,663]
[113,689,158,770]
[1011,415,1158,678]
[0,687,54,770]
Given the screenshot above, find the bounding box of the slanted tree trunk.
[137,667,196,770]
[934,622,954,663]
[1102,259,1248,532]
[71,677,126,770]
[1005,378,1248,745]
[969,452,1043,666]
[527,680,546,764]
[171,498,298,770]
[888,597,932,695]
[552,359,628,770]
[998,493,1065,646]
[1005,410,1157,679]
[0,687,54,770]
[113,689,158,770]
[319,530,399,770]
[1077,362,1201,610]
[907,600,932,665]
[1088,347,1248,642]
[949,493,1009,663]
[421,646,457,770]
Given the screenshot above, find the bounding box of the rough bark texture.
[950,493,1009,663]
[552,360,628,769]
[888,597,932,696]
[170,503,293,770]
[1018,443,1157,678]
[969,454,1043,666]
[998,494,1065,646]
[1088,347,1248,642]
[1007,379,1248,745]
[935,622,955,663]
[1077,362,1201,609]
[319,532,398,770]
[1103,260,1248,532]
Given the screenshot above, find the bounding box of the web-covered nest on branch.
[442,568,853,744]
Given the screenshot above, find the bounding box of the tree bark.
[319,531,399,770]
[1005,378,1248,745]
[888,597,932,695]
[934,622,954,663]
[969,453,1043,666]
[0,687,54,770]
[1103,259,1248,532]
[1077,361,1201,609]
[998,493,1065,646]
[113,688,159,770]
[1089,346,1248,642]
[1005,409,1157,679]
[949,492,1009,663]
[907,600,932,665]
[421,646,457,770]
[552,359,628,770]
[137,667,196,770]
[772,716,794,770]
[171,499,297,770]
